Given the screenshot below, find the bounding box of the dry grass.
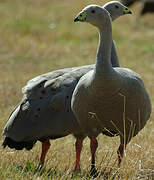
[0,0,153,179]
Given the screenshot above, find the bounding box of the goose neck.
[95,23,113,75]
[111,40,120,67]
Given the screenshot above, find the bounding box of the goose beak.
[74,11,87,22]
[123,7,132,14]
[74,17,79,22]
[127,10,132,14]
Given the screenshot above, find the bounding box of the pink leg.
[117,144,124,167]
[40,139,51,165]
[74,139,83,171]
[90,138,98,177]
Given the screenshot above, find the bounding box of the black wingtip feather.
[2,138,7,148]
[2,137,36,150]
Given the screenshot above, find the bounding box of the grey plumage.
[3,66,93,142]
[71,4,151,166]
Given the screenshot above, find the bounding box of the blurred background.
[0,0,153,179]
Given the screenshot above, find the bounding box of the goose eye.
[115,5,119,9]
[91,10,95,13]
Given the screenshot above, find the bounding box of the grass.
[0,0,154,179]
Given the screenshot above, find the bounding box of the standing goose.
[72,4,151,167]
[2,2,132,175]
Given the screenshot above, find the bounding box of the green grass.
[0,0,154,179]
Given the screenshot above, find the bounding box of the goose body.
[72,66,151,141]
[3,65,93,142]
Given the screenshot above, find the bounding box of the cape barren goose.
[71,4,151,169]
[2,1,132,175]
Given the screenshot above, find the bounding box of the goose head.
[74,5,112,27]
[104,1,132,21]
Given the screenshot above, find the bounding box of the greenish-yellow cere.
[78,11,87,21]
[123,6,131,14]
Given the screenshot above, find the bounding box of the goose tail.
[2,137,36,150]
